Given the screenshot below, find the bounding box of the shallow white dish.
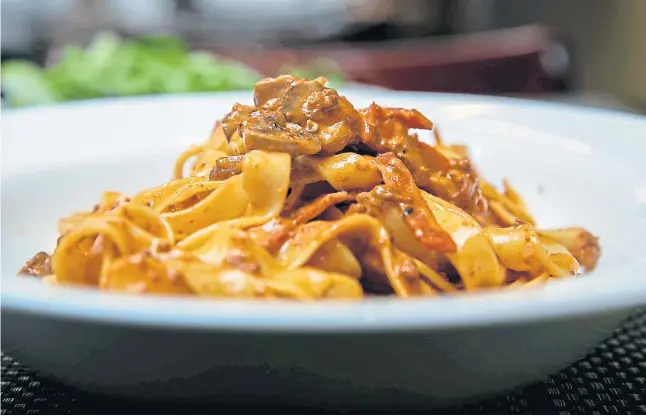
[2,90,646,410]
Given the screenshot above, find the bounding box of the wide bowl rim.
[3,270,646,333]
[3,91,646,333]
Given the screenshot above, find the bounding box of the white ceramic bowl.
[2,91,646,410]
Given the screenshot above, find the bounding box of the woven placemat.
[2,310,645,414]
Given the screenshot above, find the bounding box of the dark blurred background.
[2,0,645,113]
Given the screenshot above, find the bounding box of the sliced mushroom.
[209,155,244,181]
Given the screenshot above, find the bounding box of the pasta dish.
[20,75,600,299]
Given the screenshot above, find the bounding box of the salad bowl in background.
[2,90,646,410]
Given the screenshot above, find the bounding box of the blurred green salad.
[2,32,344,108]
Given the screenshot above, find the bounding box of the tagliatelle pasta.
[19,75,601,300]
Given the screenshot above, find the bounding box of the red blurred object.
[212,25,568,94]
